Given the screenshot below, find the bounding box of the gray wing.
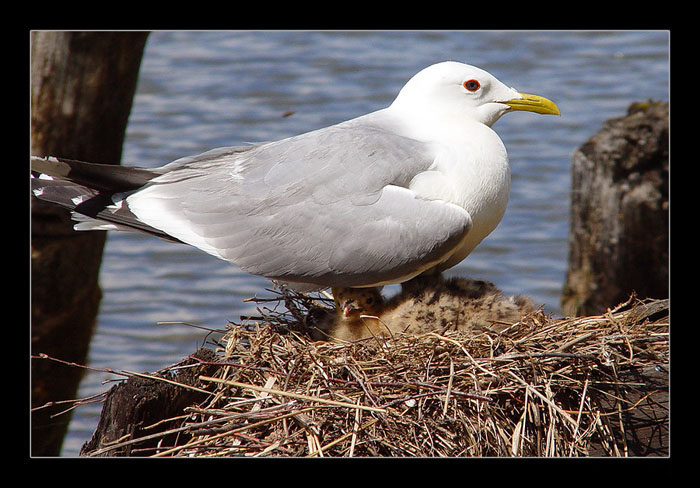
[126,122,472,287]
[32,122,472,288]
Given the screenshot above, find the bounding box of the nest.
[94,291,669,457]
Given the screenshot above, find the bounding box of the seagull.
[31,61,560,293]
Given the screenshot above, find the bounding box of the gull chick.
[318,277,535,342]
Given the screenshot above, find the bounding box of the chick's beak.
[342,300,359,318]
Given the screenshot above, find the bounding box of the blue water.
[58,30,670,456]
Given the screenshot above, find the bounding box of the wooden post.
[80,349,218,457]
[30,31,149,456]
[561,101,669,317]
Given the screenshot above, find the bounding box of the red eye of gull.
[463,79,480,92]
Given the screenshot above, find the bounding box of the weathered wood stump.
[80,348,219,457]
[587,363,668,456]
[562,101,669,317]
[30,31,149,456]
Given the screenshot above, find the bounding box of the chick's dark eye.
[463,79,480,92]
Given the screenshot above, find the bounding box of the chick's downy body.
[317,278,535,342]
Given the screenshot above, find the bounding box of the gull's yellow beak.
[503,92,561,116]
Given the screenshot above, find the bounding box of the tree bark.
[587,363,669,456]
[561,101,669,317]
[30,31,149,456]
[80,349,218,457]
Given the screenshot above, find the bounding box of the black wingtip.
[30,155,156,193]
